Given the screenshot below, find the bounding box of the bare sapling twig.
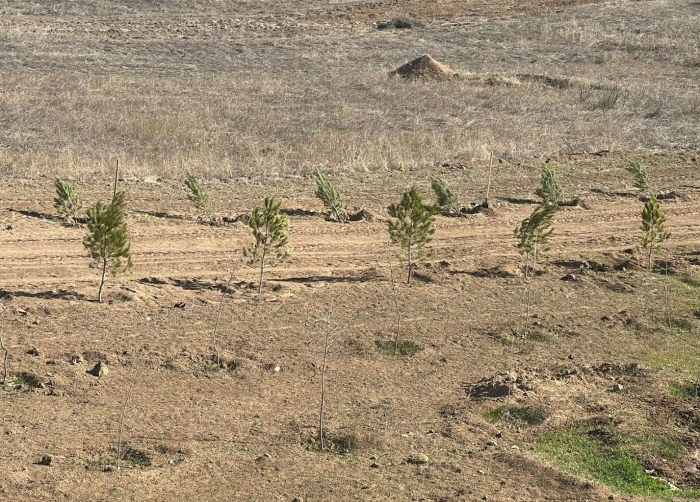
[664,252,672,329]
[113,158,119,201]
[116,388,132,470]
[0,334,8,386]
[314,302,348,451]
[212,258,243,369]
[388,256,402,356]
[485,151,493,208]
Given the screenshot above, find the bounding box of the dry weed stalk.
[116,389,132,470]
[212,258,243,369]
[314,303,348,451]
[387,256,402,356]
[0,334,8,386]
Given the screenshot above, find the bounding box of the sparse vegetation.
[387,186,438,285]
[430,177,459,214]
[483,405,546,425]
[534,165,564,206]
[184,173,212,220]
[640,195,670,270]
[536,423,699,498]
[375,339,422,357]
[314,169,347,222]
[83,192,133,303]
[54,179,83,225]
[245,196,291,294]
[626,162,653,196]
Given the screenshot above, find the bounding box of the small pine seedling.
[54,179,83,225]
[515,204,557,338]
[83,192,133,303]
[387,186,438,285]
[640,195,670,270]
[534,165,563,206]
[314,169,346,222]
[245,196,291,294]
[430,177,459,214]
[626,162,653,196]
[184,173,211,219]
[515,204,557,278]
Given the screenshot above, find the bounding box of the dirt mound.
[390,55,457,80]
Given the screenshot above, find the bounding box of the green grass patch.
[527,331,553,343]
[375,339,423,357]
[483,405,546,425]
[670,380,699,398]
[304,431,356,455]
[536,423,700,498]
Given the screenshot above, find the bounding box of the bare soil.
[1,151,699,501]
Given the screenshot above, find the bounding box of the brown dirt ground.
[1,151,699,501]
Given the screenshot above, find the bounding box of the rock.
[477,469,485,475]
[37,455,52,466]
[87,361,108,377]
[407,453,429,465]
[369,462,380,468]
[70,354,86,365]
[601,315,613,322]
[17,308,28,316]
[561,273,577,281]
[26,348,40,357]
[174,302,186,309]
[511,445,519,450]
[611,383,624,392]
[143,175,160,184]
[486,440,498,447]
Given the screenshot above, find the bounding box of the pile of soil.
[390,55,457,80]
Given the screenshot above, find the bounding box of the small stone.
[38,455,52,466]
[495,431,503,438]
[407,453,429,465]
[601,315,612,321]
[70,354,86,365]
[568,354,575,360]
[17,309,28,316]
[174,302,186,309]
[608,496,614,501]
[561,273,576,281]
[143,175,160,184]
[477,469,485,475]
[26,348,40,357]
[274,366,281,372]
[87,361,108,377]
[511,445,519,450]
[612,383,624,392]
[369,462,380,469]
[486,440,498,447]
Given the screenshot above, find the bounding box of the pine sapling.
[534,165,564,206]
[626,162,653,197]
[54,179,83,225]
[640,195,670,270]
[184,173,212,220]
[387,186,438,285]
[515,204,557,337]
[314,169,346,222]
[244,196,291,294]
[83,192,133,303]
[430,177,459,214]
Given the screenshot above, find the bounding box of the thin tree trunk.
[388,258,401,356]
[664,258,672,329]
[98,257,108,303]
[113,158,119,200]
[0,334,8,386]
[485,151,493,208]
[319,351,327,451]
[258,248,266,295]
[406,243,413,285]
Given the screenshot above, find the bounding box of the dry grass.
[0,0,698,180]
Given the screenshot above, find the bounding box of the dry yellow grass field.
[1,1,700,501]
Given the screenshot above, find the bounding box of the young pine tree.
[387,186,438,285]
[184,173,211,219]
[515,204,557,337]
[626,162,653,197]
[314,169,346,222]
[83,192,133,303]
[430,177,459,214]
[640,195,670,270]
[534,165,563,206]
[54,179,83,225]
[245,196,291,294]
